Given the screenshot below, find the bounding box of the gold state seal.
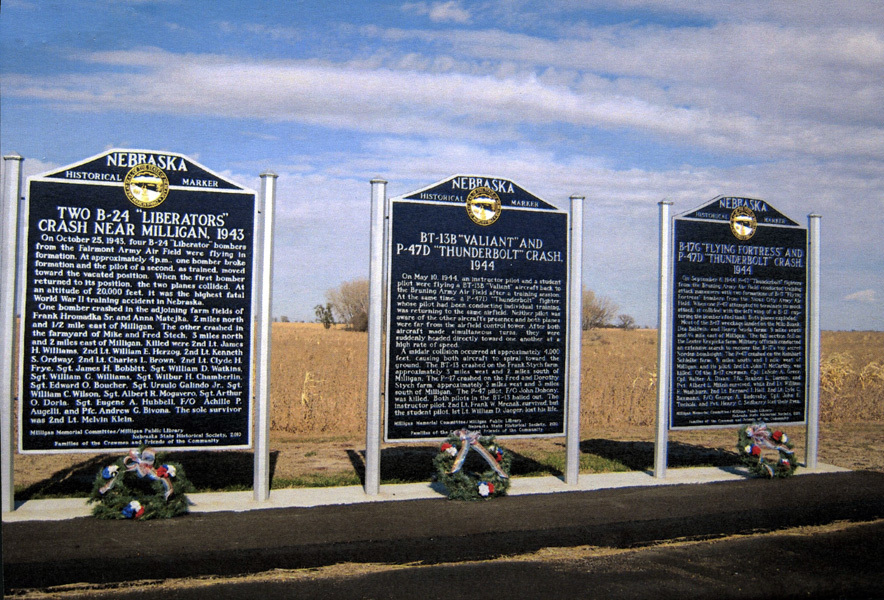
[124,163,170,208]
[466,186,501,226]
[729,206,757,240]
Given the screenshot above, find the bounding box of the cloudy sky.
[2,0,882,330]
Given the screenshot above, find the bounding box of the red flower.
[441,443,453,452]
[487,483,495,494]
[750,444,762,457]
[772,431,788,443]
[156,466,168,478]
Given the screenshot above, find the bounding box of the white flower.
[445,446,457,457]
[478,483,491,497]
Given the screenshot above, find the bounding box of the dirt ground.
[9,520,883,600]
[12,421,884,499]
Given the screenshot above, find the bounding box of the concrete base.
[3,463,849,522]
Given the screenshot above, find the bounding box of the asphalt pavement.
[4,470,884,597]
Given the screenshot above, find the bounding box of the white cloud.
[427,1,471,23]
[578,1,884,28]
[216,21,302,43]
[7,35,883,166]
[844,290,879,304]
[402,1,471,24]
[3,2,883,329]
[240,131,280,142]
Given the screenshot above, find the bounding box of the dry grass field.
[12,324,884,497]
[271,324,884,435]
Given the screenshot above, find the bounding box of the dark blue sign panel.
[672,196,807,428]
[385,175,568,440]
[21,150,255,452]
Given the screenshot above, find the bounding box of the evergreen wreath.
[88,447,194,520]
[737,423,797,478]
[433,430,512,500]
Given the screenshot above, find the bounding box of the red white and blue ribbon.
[99,448,175,500]
[744,424,794,456]
[122,500,145,519]
[448,429,508,479]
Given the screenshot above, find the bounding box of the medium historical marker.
[671,196,807,428]
[385,175,569,440]
[21,149,255,451]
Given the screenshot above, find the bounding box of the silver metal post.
[654,201,673,478]
[2,153,23,513]
[805,214,821,469]
[253,171,277,501]
[364,178,387,495]
[565,195,585,484]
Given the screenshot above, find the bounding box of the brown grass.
[271,325,884,436]
[580,329,658,428]
[819,331,884,422]
[270,324,366,434]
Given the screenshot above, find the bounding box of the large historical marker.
[21,149,255,451]
[672,196,807,428]
[385,175,569,440]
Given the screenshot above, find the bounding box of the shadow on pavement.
[580,438,741,471]
[17,438,742,500]
[17,450,280,500]
[346,445,560,485]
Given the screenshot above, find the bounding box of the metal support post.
[805,214,821,469]
[253,171,277,501]
[2,153,23,513]
[565,195,585,484]
[654,201,673,478]
[365,178,387,495]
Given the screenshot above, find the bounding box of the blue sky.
[2,0,883,330]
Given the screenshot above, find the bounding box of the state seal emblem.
[730,206,757,240]
[124,164,169,208]
[466,186,501,226]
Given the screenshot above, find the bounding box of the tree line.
[314,278,636,331]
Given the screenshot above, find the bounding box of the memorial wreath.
[737,423,797,478]
[433,429,512,500]
[88,447,194,520]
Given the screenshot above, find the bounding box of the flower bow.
[448,429,509,479]
[122,500,145,519]
[745,424,794,456]
[99,448,175,500]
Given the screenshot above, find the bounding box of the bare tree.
[616,314,636,330]
[326,278,369,331]
[582,289,618,329]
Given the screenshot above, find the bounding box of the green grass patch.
[510,448,632,477]
[272,472,362,489]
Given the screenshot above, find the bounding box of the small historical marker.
[385,175,569,440]
[672,196,807,428]
[21,149,255,451]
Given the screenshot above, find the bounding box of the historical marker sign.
[672,196,807,428]
[385,175,569,440]
[20,149,255,451]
